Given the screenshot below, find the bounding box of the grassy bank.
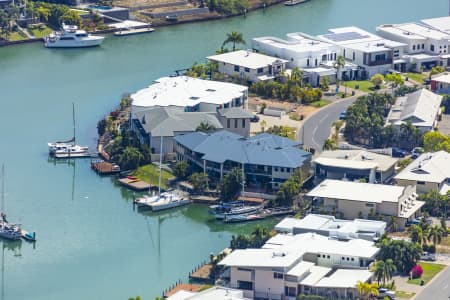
[407,262,446,285]
[343,80,375,92]
[406,72,425,84]
[132,164,173,189]
[310,99,331,108]
[28,25,53,38]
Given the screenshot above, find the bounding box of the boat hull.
[45,36,104,48]
[284,0,309,5]
[150,199,190,211]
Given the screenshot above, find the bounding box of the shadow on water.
[1,239,23,300]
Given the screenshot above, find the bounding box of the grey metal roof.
[134,107,223,137]
[175,131,311,168]
[218,107,254,119]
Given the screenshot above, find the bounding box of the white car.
[378,288,396,299]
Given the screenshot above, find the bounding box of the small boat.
[0,222,21,240]
[48,103,89,159]
[224,213,265,223]
[134,194,160,208]
[209,201,245,218]
[114,27,155,36]
[263,207,294,216]
[219,205,263,220]
[284,0,309,5]
[146,192,190,211]
[45,23,104,48]
[165,15,178,22]
[21,230,36,242]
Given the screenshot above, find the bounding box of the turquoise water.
[0,0,446,299]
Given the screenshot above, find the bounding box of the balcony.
[366,59,393,66]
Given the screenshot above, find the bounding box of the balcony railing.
[366,59,393,66]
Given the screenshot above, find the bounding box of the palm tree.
[222,31,246,51]
[410,225,427,245]
[382,259,396,285]
[356,281,379,300]
[322,138,337,150]
[373,261,385,285]
[196,122,216,133]
[427,225,444,246]
[333,55,346,90]
[290,67,304,87]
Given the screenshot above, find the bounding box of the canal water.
[0,0,446,299]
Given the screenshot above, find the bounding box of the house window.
[351,258,355,261]
[274,272,284,279]
[307,59,310,67]
[244,67,250,73]
[257,68,264,74]
[315,59,318,66]
[234,119,238,128]
[431,44,435,51]
[274,167,278,172]
[366,203,375,207]
[286,168,290,173]
[322,254,326,258]
[242,119,245,128]
[285,287,296,297]
[352,52,355,60]
[347,257,350,261]
[234,65,240,72]
[317,254,321,257]
[417,181,425,185]
[237,280,253,290]
[422,44,425,49]
[413,45,416,50]
[227,119,230,128]
[280,168,284,172]
[342,257,345,260]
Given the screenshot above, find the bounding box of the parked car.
[250,115,260,123]
[411,147,424,159]
[378,288,396,299]
[421,251,437,261]
[392,147,407,158]
[339,110,347,120]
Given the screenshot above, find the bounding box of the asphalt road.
[299,96,358,152]
[414,265,450,300]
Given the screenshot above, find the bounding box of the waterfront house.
[385,88,442,133]
[318,26,406,78]
[219,232,378,299]
[206,50,288,83]
[252,33,343,86]
[431,72,450,94]
[306,179,424,229]
[313,149,398,183]
[395,150,450,195]
[131,106,253,159]
[376,22,450,72]
[174,131,312,192]
[275,214,386,241]
[131,76,248,115]
[421,16,450,36]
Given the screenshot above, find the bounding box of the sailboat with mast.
[48,103,89,158]
[0,166,21,241]
[138,136,190,211]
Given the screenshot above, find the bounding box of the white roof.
[315,150,398,171]
[307,179,407,203]
[386,88,442,128]
[440,182,450,196]
[131,76,247,109]
[433,72,450,84]
[207,50,287,69]
[422,16,450,34]
[253,33,336,53]
[378,23,450,40]
[286,261,316,277]
[319,26,406,51]
[395,151,450,183]
[314,269,373,288]
[300,266,332,286]
[219,248,303,268]
[169,287,248,300]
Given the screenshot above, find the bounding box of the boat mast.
[1,165,4,213]
[158,136,163,196]
[72,103,76,146]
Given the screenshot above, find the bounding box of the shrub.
[411,264,423,279]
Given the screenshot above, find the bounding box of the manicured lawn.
[407,262,446,285]
[310,99,332,108]
[132,164,173,189]
[5,31,28,41]
[343,80,375,92]
[405,72,425,84]
[395,291,415,299]
[28,25,53,38]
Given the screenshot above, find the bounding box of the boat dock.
[91,160,121,175]
[163,283,203,298]
[117,177,152,191]
[114,27,155,36]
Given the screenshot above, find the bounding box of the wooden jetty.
[117,177,152,191]
[164,283,203,298]
[189,263,213,283]
[91,160,121,175]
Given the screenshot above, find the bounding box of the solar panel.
[323,31,370,42]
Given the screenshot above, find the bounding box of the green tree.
[222,31,246,51]
[219,167,242,201]
[332,55,346,90]
[322,138,338,150]
[377,237,422,273]
[427,225,444,246]
[189,172,209,192]
[385,73,404,92]
[60,10,82,27]
[37,6,50,22]
[423,131,450,152]
[356,281,379,300]
[373,259,396,285]
[410,225,427,245]
[276,169,302,206]
[118,147,144,170]
[173,161,189,180]
[319,76,329,91]
[196,122,216,133]
[370,73,384,89]
[430,66,445,77]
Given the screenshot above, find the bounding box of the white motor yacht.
[45,24,104,48]
[53,145,90,158]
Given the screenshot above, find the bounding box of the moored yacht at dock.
[284,0,309,6]
[45,24,104,48]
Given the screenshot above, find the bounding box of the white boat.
[114,27,155,36]
[147,192,190,211]
[45,24,104,48]
[217,205,263,220]
[284,0,309,5]
[0,222,21,241]
[134,194,160,208]
[48,103,89,158]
